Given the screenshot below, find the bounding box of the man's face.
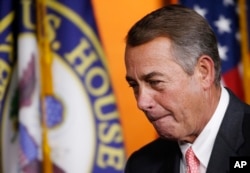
[125,37,207,142]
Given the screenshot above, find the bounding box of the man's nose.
[136,88,154,111]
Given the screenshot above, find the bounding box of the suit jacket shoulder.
[125,138,181,173]
[207,89,250,173]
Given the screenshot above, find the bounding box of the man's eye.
[128,82,138,88]
[149,80,161,85]
[127,82,139,95]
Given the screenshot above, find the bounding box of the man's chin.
[156,130,178,141]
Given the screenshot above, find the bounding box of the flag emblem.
[1,1,125,173]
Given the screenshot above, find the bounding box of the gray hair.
[126,4,221,86]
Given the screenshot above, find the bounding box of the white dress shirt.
[179,87,229,173]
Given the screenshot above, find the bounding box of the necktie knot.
[185,147,200,173]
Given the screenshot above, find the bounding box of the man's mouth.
[147,113,170,122]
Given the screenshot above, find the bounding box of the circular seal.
[1,1,125,173]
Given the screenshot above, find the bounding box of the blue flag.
[0,0,126,172]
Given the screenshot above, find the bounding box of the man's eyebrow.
[125,71,164,82]
[142,72,164,80]
[125,76,135,82]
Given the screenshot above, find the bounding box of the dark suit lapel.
[207,89,245,173]
[158,145,181,173]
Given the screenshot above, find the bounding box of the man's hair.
[126,4,221,86]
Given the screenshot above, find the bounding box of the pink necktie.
[185,147,200,173]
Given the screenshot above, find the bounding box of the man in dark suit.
[124,5,250,173]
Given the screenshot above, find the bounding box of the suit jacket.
[125,89,250,173]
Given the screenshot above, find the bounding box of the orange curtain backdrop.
[92,1,163,157]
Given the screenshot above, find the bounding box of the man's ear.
[196,55,215,89]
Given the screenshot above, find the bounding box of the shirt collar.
[179,87,229,168]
